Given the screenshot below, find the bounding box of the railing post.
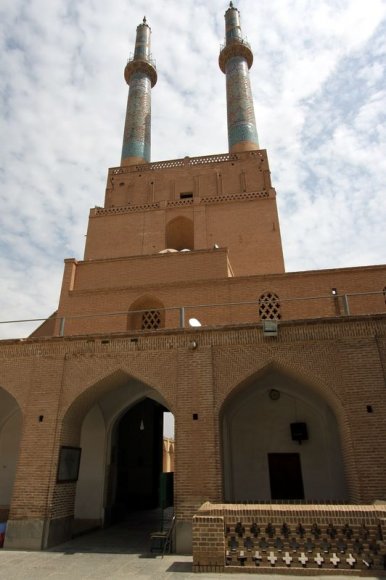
[343,294,350,316]
[59,317,65,337]
[179,307,185,328]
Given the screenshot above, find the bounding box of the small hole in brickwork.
[119,182,124,187]
[366,405,373,413]
[101,339,110,344]
[39,415,44,422]
[193,413,198,420]
[130,338,138,343]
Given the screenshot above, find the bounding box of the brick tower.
[54,7,285,336]
[2,3,385,568]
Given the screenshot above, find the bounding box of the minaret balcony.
[219,37,253,72]
[124,56,157,86]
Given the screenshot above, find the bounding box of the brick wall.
[53,260,386,337]
[84,150,285,276]
[0,315,385,550]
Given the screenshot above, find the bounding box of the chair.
[150,515,176,556]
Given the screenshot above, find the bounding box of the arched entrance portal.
[110,398,169,518]
[222,370,348,503]
[72,378,174,536]
[0,387,22,521]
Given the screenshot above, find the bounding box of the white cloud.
[0,0,385,338]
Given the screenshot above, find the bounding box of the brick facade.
[1,316,386,557]
[1,5,386,574]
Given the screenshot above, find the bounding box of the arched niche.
[127,295,165,331]
[221,369,348,503]
[0,387,22,520]
[59,372,174,536]
[165,216,194,251]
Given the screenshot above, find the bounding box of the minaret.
[121,17,157,166]
[219,2,259,153]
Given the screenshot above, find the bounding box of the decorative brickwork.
[141,310,161,330]
[109,151,253,175]
[258,292,282,321]
[193,503,386,574]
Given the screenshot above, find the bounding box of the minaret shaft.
[121,73,152,164]
[219,3,259,153]
[121,20,157,166]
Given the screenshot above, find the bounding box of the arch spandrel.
[59,351,178,421]
[213,345,351,418]
[217,359,346,421]
[61,365,176,428]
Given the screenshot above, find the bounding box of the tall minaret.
[219,2,259,153]
[121,17,157,166]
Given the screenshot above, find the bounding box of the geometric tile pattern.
[121,72,151,163]
[226,56,259,150]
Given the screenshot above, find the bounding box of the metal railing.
[0,291,384,341]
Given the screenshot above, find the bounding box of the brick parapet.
[193,503,386,574]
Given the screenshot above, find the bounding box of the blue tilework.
[225,56,258,148]
[121,72,151,163]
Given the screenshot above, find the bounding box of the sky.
[1,0,386,339]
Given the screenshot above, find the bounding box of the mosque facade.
[0,3,385,573]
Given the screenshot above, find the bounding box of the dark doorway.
[111,399,166,520]
[268,453,304,500]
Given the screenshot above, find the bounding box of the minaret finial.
[219,4,259,153]
[121,21,157,166]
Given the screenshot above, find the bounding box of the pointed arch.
[127,294,165,331]
[166,216,194,251]
[48,368,175,543]
[220,363,356,503]
[0,387,23,520]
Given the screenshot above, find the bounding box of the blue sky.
[1,0,385,338]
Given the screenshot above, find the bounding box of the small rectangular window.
[180,192,193,199]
